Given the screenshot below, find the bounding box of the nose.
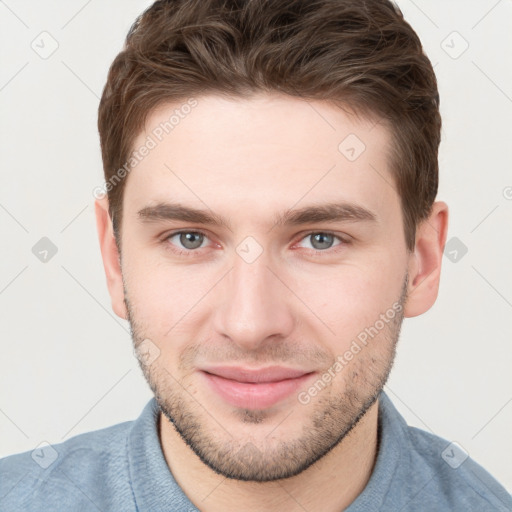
[212,248,295,352]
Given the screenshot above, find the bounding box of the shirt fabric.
[1,391,511,511]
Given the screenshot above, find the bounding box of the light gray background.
[1,0,511,493]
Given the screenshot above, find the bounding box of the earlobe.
[404,201,449,318]
[94,197,128,320]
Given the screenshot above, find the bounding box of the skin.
[95,93,448,511]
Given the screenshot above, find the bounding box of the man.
[1,0,511,510]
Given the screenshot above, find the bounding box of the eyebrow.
[137,201,377,230]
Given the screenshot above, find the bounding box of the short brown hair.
[98,0,441,251]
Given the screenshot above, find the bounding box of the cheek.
[123,249,207,334]
[296,257,405,348]
[125,262,207,373]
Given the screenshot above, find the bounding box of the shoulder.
[370,392,512,512]
[402,424,512,511]
[0,420,135,512]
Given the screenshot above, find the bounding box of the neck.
[159,400,380,512]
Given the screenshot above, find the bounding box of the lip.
[199,366,316,409]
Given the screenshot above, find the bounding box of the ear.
[404,201,449,318]
[94,196,128,320]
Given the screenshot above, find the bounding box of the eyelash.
[162,230,350,258]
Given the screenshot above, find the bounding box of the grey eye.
[309,233,335,250]
[297,232,342,251]
[172,232,205,250]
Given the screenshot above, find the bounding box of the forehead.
[123,93,398,225]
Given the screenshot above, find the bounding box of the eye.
[165,231,209,253]
[296,232,345,252]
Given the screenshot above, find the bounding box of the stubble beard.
[126,276,407,482]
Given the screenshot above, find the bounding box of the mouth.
[199,366,316,410]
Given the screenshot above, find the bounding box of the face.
[118,93,411,481]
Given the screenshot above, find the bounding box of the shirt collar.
[127,397,198,511]
[345,390,405,511]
